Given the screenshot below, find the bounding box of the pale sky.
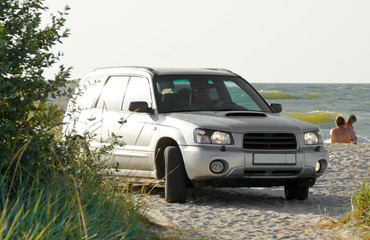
[44,0,370,83]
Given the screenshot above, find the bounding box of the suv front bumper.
[180,145,328,187]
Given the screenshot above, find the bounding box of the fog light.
[315,159,327,173]
[210,160,225,174]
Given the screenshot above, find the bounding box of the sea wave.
[283,111,343,125]
[313,106,326,111]
[358,135,370,144]
[304,93,321,98]
[307,86,321,89]
[259,90,292,99]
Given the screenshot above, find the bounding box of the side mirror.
[129,101,152,113]
[270,103,282,113]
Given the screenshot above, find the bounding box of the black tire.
[164,146,187,203]
[284,183,309,200]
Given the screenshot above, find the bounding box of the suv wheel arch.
[154,137,177,180]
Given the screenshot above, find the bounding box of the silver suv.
[63,66,328,202]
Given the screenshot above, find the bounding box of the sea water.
[252,83,370,143]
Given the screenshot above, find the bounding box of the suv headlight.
[194,129,233,145]
[304,130,323,145]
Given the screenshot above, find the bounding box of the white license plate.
[253,154,296,165]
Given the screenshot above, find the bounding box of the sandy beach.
[145,143,370,239]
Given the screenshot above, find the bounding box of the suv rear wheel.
[284,183,309,200]
[164,146,187,203]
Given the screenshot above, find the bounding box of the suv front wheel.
[164,146,187,203]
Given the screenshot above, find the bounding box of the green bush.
[0,0,73,189]
[0,1,158,239]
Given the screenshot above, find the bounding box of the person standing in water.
[330,116,357,143]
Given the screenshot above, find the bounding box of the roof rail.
[94,66,155,73]
[203,68,234,73]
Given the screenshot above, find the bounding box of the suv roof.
[93,66,239,77]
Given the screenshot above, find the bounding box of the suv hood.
[166,111,317,133]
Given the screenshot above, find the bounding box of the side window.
[75,76,105,109]
[122,76,152,111]
[95,76,129,110]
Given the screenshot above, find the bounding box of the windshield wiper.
[218,109,267,113]
[163,109,202,113]
[216,108,245,111]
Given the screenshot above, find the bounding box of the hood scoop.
[225,112,267,117]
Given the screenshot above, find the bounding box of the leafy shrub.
[0,0,73,191]
[0,1,158,238]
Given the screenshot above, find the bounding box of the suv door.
[92,76,129,166]
[99,76,155,173]
[72,76,106,150]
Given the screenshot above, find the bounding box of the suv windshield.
[154,75,271,113]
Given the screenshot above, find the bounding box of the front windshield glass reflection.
[154,75,271,113]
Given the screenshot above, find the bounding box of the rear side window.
[95,76,129,110]
[75,76,105,109]
[122,76,152,111]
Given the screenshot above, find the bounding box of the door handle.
[117,117,127,124]
[87,116,96,121]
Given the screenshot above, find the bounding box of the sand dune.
[145,144,370,239]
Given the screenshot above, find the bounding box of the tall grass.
[0,174,154,239]
[349,174,370,233]
[335,172,370,239]
[0,134,157,239]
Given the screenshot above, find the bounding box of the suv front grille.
[244,170,300,176]
[243,133,297,150]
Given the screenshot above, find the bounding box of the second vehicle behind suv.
[63,66,328,203]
